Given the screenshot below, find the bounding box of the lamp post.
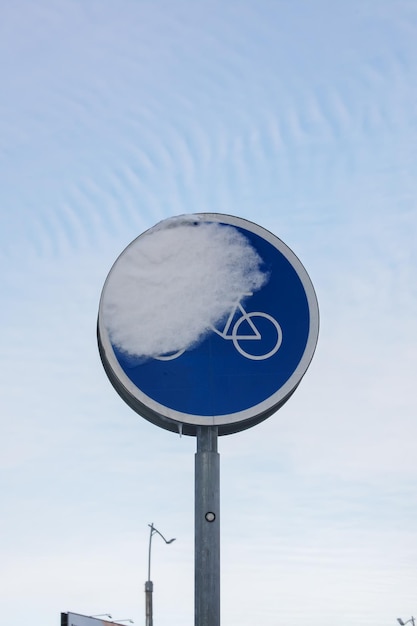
[398,618,416,626]
[145,523,175,626]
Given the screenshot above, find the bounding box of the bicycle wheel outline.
[231,312,283,360]
[155,349,186,361]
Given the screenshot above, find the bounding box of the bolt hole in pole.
[195,426,220,626]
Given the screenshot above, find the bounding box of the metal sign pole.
[145,580,153,626]
[195,426,220,626]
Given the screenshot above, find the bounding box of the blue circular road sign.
[97,214,319,435]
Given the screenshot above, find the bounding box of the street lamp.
[397,618,416,626]
[145,523,176,626]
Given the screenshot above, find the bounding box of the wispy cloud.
[101,216,268,357]
[1,1,417,625]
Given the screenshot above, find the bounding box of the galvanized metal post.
[145,580,153,626]
[195,426,220,626]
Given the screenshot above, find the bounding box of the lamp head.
[398,619,405,625]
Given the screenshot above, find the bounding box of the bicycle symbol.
[156,293,282,361]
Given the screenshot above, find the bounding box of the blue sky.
[1,1,417,625]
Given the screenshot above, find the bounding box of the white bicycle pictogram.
[157,293,282,361]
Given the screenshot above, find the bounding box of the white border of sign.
[98,213,319,435]
[66,613,118,626]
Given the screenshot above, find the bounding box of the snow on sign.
[97,214,319,435]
